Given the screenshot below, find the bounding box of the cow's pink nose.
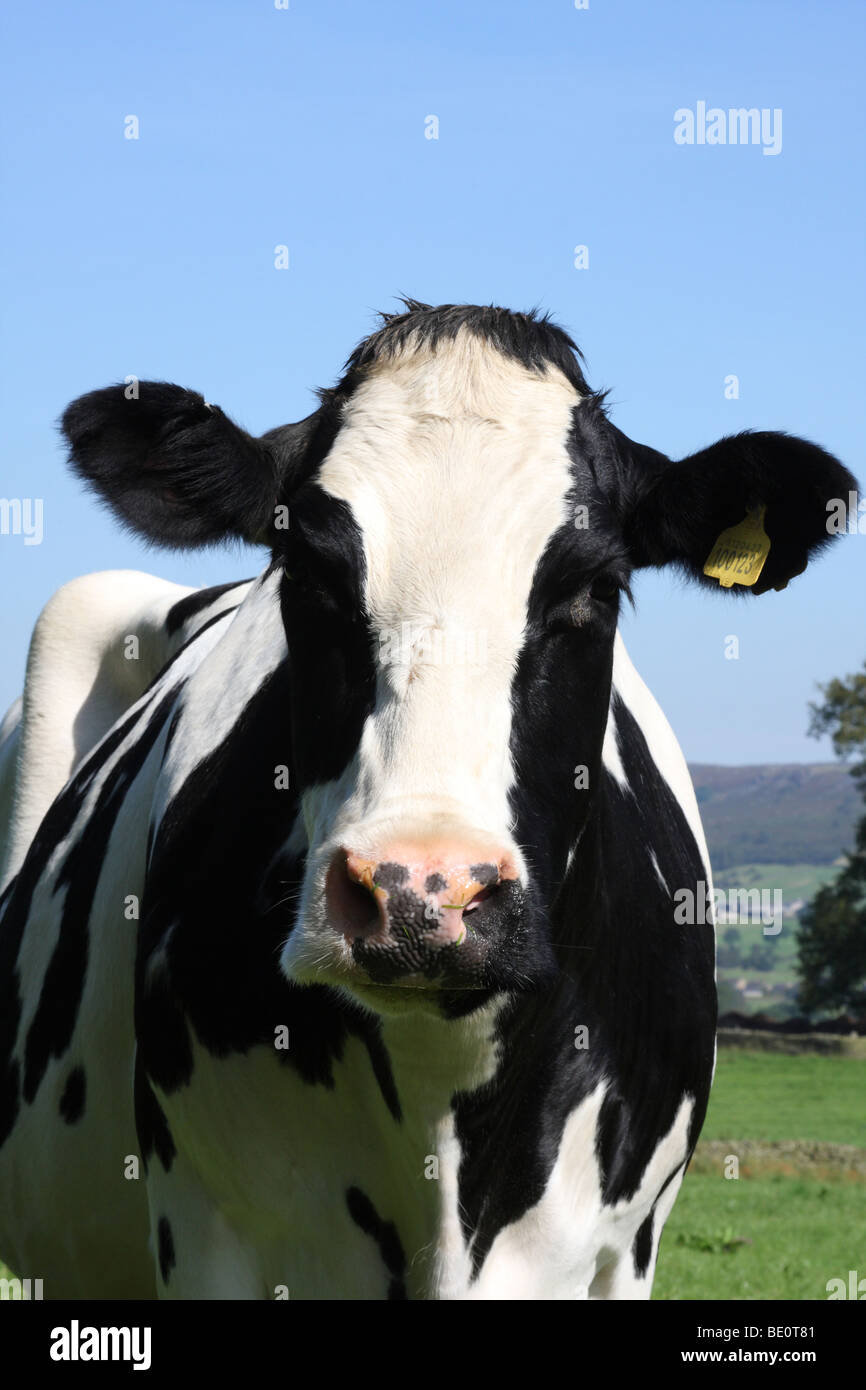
[325,841,519,948]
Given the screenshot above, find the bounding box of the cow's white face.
[282,334,583,1003]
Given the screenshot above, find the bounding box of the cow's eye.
[549,575,622,631]
[589,573,620,603]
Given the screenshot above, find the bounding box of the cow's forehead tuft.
[341,328,582,426]
[335,300,602,406]
[314,334,583,629]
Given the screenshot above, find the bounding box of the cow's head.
[62,302,855,1013]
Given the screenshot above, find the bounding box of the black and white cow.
[0,303,854,1300]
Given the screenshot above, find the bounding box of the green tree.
[716,925,743,968]
[797,662,866,1016]
[745,942,775,973]
[807,661,866,790]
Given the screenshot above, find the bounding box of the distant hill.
[688,763,861,870]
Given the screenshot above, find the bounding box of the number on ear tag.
[703,505,771,588]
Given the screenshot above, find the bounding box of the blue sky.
[1,0,863,763]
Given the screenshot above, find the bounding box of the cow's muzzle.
[324,840,523,989]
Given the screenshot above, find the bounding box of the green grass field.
[653,1174,863,1300]
[702,1049,866,1148]
[653,1048,866,1300]
[713,862,840,902]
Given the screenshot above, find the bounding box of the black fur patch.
[630,1162,681,1280]
[277,488,376,789]
[22,688,179,1106]
[632,1210,655,1279]
[345,1186,407,1300]
[165,580,250,635]
[157,1215,176,1284]
[360,1026,402,1123]
[134,1053,176,1173]
[58,1066,86,1124]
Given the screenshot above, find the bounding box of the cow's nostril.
[343,878,380,935]
[464,884,497,917]
[326,850,381,940]
[462,882,498,917]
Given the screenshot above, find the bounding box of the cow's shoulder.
[1,570,250,888]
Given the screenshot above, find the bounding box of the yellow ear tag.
[703,505,770,588]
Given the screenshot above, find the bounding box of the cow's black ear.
[624,431,857,594]
[61,382,315,550]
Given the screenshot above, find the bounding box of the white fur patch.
[149,574,278,838]
[285,331,582,981]
[0,571,198,890]
[610,632,714,891]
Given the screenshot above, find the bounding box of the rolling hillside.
[688,763,860,870]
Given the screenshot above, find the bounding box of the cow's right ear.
[61,382,314,550]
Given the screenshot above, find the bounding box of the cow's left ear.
[623,431,858,594]
[62,382,317,550]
